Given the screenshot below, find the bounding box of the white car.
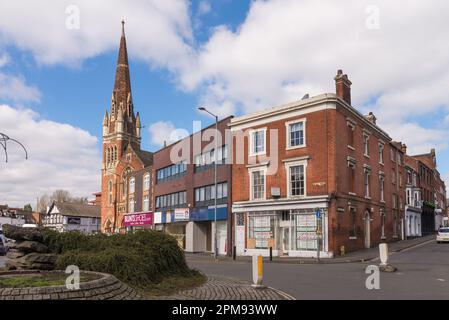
[436,227,449,243]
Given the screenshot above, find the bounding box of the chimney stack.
[401,143,407,155]
[366,112,377,125]
[334,69,352,105]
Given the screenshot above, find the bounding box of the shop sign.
[174,208,190,221]
[124,212,153,227]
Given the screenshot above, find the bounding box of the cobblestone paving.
[153,276,293,300]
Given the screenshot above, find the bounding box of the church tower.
[101,21,143,233]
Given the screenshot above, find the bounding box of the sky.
[1,0,449,208]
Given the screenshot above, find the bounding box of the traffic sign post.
[316,208,322,263]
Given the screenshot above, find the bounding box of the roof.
[229,93,392,141]
[154,116,234,154]
[135,149,153,167]
[51,202,100,218]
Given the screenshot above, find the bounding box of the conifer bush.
[41,229,193,288]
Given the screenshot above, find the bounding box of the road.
[1,241,447,299]
[187,241,449,300]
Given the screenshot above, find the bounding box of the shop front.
[123,212,154,233]
[233,197,333,258]
[154,205,228,254]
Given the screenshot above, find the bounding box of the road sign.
[316,209,321,219]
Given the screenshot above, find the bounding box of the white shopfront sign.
[174,208,190,221]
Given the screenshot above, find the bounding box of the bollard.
[269,247,273,262]
[379,243,389,266]
[252,255,265,288]
[378,243,397,272]
[233,246,236,261]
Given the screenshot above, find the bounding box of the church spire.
[113,20,132,114]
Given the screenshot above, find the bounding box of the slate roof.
[50,202,100,218]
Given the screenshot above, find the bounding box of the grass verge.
[0,272,101,288]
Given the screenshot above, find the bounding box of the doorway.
[281,227,290,255]
[364,211,371,249]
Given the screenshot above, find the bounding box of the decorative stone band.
[0,271,142,300]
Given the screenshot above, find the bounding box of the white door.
[235,213,245,255]
[364,212,371,249]
[217,221,227,255]
[282,228,289,254]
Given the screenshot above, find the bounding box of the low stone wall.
[0,271,143,300]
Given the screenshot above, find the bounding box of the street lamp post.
[198,107,219,260]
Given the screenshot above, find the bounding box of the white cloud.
[0,53,9,67]
[0,104,100,207]
[0,0,194,72]
[148,121,188,148]
[0,73,41,103]
[198,1,212,16]
[1,0,449,165]
[178,0,449,153]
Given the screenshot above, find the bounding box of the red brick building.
[230,70,406,257]
[101,22,153,233]
[152,118,233,254]
[412,149,447,232]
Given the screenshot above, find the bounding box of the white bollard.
[252,255,264,288]
[379,243,389,266]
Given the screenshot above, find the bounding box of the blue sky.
[1,0,449,206]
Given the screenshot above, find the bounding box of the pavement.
[185,235,436,264]
[152,276,294,300]
[187,238,449,300]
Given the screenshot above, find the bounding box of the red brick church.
[101,22,153,233]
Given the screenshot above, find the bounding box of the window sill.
[379,162,384,166]
[249,198,267,202]
[349,237,357,240]
[286,144,306,151]
[249,152,266,157]
[364,154,370,159]
[348,192,357,196]
[365,196,371,200]
[347,145,355,151]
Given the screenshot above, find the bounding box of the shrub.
[42,229,191,288]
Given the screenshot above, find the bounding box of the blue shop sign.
[190,206,228,222]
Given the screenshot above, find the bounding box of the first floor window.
[364,171,370,197]
[348,163,355,193]
[290,165,305,196]
[251,170,265,200]
[379,176,385,202]
[144,174,150,191]
[129,177,135,194]
[143,195,150,212]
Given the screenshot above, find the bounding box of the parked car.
[0,235,8,256]
[22,224,38,228]
[436,227,449,243]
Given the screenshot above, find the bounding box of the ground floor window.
[248,214,275,249]
[293,213,318,251]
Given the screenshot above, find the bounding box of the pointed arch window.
[108,180,113,206]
